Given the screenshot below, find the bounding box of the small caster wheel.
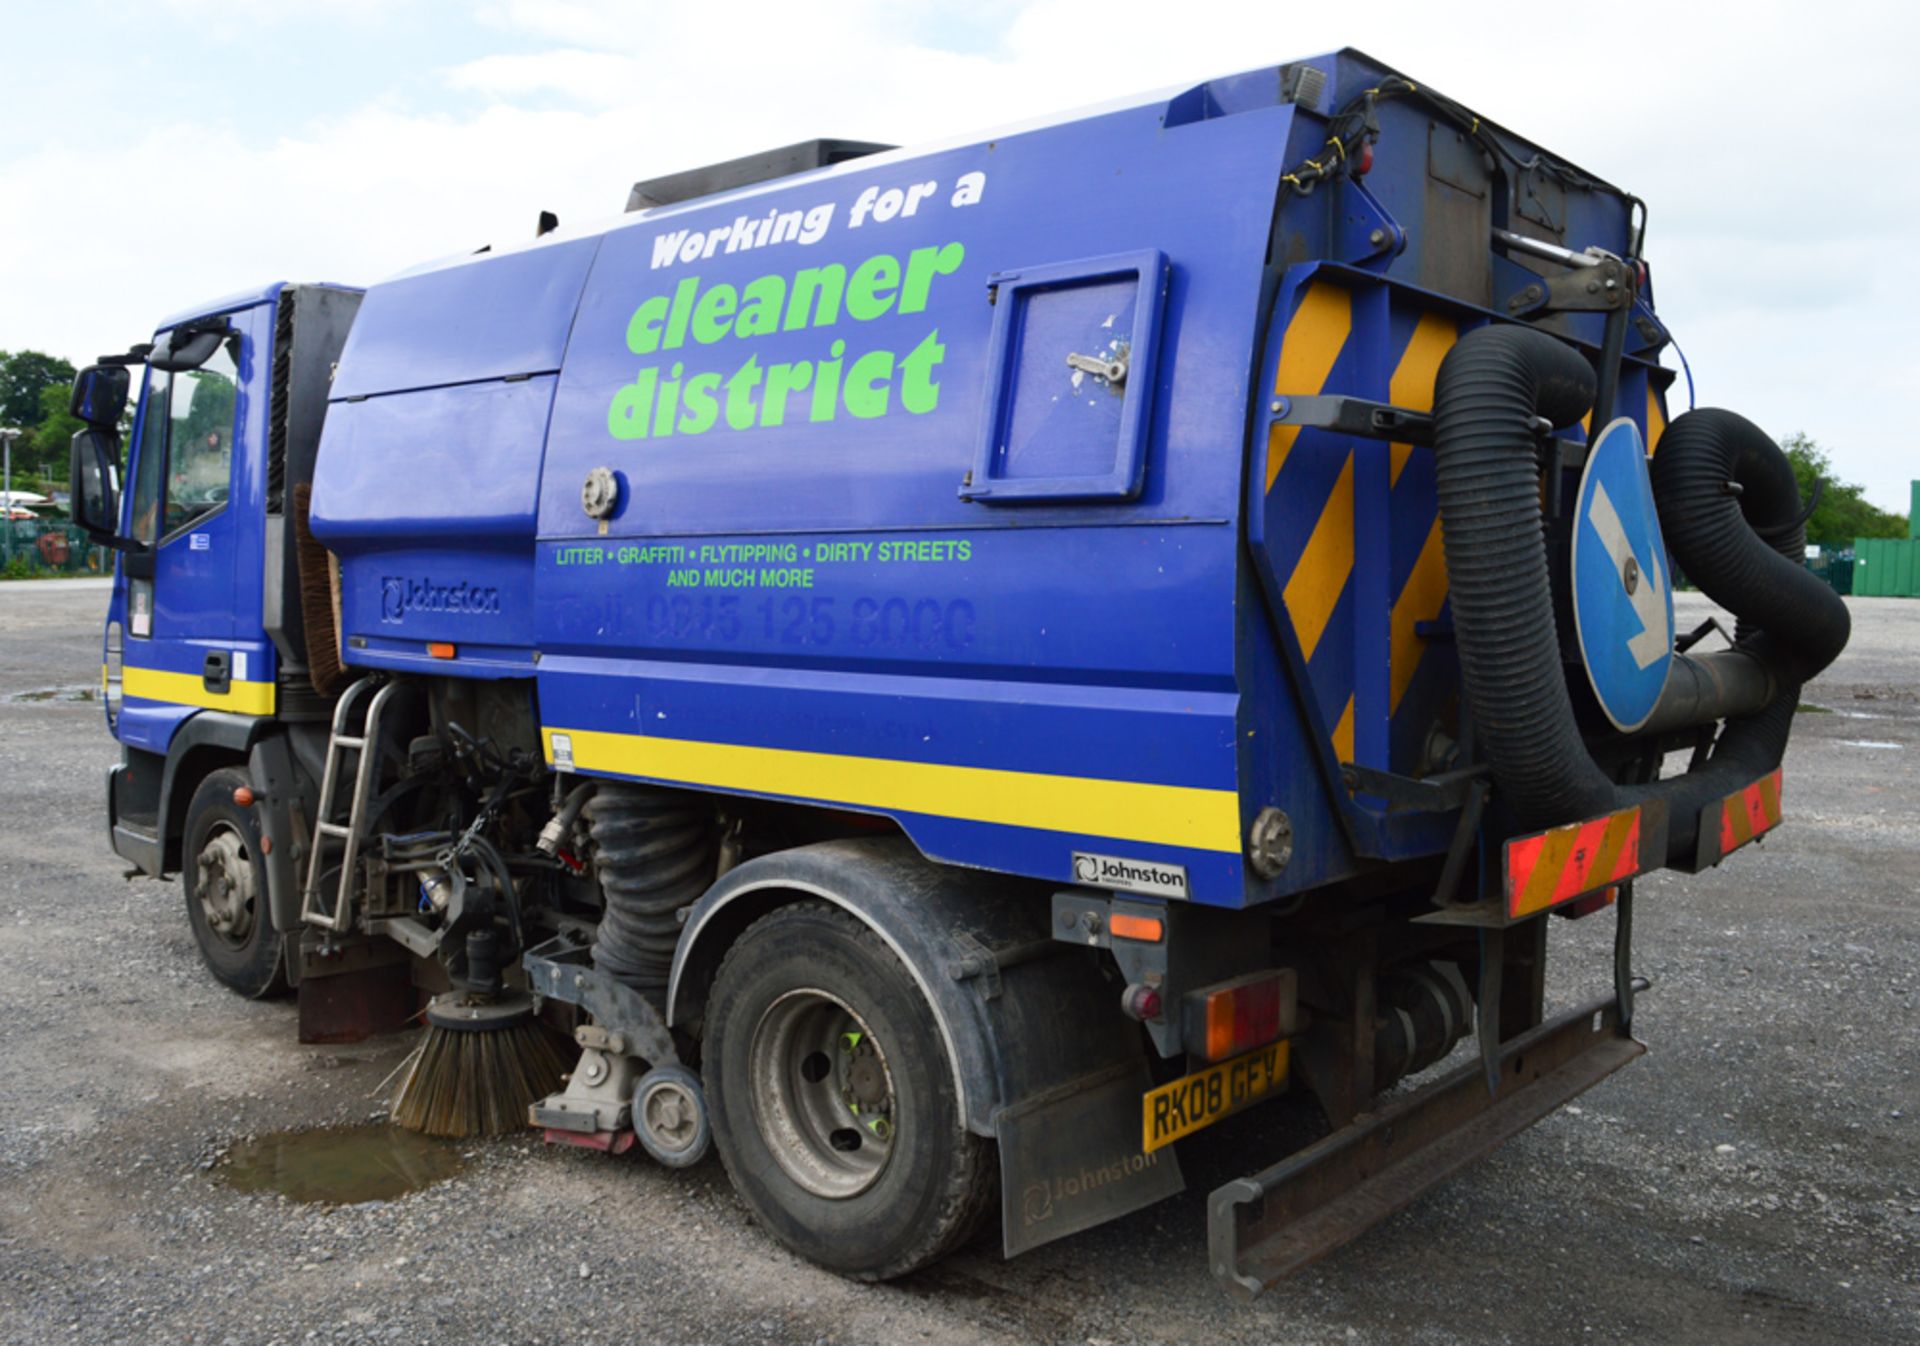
[633,1063,711,1168]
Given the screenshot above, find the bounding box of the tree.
[1778,433,1907,550]
[0,350,77,431]
[27,382,84,475]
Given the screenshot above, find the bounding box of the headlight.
[104,620,123,727]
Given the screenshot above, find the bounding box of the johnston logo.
[1071,852,1189,900]
[380,576,502,624]
[1020,1148,1162,1227]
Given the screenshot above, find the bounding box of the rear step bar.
[1208,988,1645,1298]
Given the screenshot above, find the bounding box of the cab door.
[117,306,276,756]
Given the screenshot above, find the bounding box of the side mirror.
[69,426,134,550]
[149,319,230,373]
[69,365,131,428]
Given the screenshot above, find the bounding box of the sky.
[0,0,1913,509]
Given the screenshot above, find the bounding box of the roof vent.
[626,139,895,212]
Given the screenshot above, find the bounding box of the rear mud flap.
[996,1058,1185,1257]
[1208,992,1643,1298]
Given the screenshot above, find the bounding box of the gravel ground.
[0,580,1914,1345]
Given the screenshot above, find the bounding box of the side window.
[128,369,170,546]
[162,335,241,537]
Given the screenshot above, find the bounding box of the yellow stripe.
[1331,695,1354,766]
[1387,313,1456,486]
[1516,826,1581,915]
[1725,796,1754,849]
[546,727,1243,855]
[1389,517,1448,714]
[1265,283,1351,491]
[1646,389,1667,455]
[1586,811,1636,888]
[123,666,276,715]
[1282,451,1354,663]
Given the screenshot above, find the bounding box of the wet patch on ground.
[215,1124,465,1205]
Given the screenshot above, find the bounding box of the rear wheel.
[182,767,285,998]
[703,902,994,1279]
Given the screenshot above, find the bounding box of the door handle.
[202,651,230,694]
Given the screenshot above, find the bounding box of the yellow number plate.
[1142,1040,1289,1153]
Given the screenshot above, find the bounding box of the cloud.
[1,0,1913,506]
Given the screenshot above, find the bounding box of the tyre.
[182,766,286,998]
[703,902,995,1279]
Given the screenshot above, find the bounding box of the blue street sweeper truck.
[67,49,1847,1295]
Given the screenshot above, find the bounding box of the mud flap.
[995,1057,1184,1257]
[1208,990,1643,1298]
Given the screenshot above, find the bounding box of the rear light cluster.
[1188,970,1292,1062]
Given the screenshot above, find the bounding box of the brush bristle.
[389,1020,574,1139]
[292,483,346,698]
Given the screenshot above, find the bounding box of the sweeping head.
[390,990,572,1138]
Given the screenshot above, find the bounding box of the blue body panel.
[304,49,1663,908]
[114,299,282,751]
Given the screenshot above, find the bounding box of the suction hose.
[583,783,718,1004]
[1429,325,1849,864]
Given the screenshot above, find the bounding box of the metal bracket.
[1208,987,1646,1299]
[1504,254,1634,319]
[521,932,678,1067]
[1340,762,1489,813]
[1270,394,1434,449]
[1336,175,1405,271]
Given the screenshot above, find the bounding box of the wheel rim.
[195,823,256,946]
[747,988,896,1199]
[640,1077,700,1154]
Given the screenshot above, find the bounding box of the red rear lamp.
[1187,970,1294,1063]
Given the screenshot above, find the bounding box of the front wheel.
[703,903,995,1279]
[182,766,286,998]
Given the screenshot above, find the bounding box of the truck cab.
[73,283,361,990]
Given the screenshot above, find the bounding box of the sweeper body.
[69,49,1846,1295]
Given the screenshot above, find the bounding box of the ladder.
[300,676,406,932]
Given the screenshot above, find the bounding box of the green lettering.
[761,361,813,427]
[846,254,901,321]
[898,329,944,415]
[607,367,657,440]
[735,274,785,338]
[663,276,702,350]
[690,284,737,344]
[811,339,847,422]
[678,372,721,434]
[785,265,845,331]
[725,357,763,430]
[898,242,965,315]
[843,349,893,419]
[626,296,669,356]
[651,363,684,437]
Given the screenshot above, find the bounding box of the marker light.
[103,621,123,727]
[427,642,456,659]
[1109,912,1163,942]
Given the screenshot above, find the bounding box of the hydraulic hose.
[1430,325,1615,828]
[1630,409,1850,858]
[584,783,717,1003]
[1429,326,1849,863]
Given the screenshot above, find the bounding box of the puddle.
[5,685,95,703]
[215,1124,465,1205]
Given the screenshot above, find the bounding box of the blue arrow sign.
[1572,417,1673,732]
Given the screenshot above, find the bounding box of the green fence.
[1,519,109,578]
[1852,537,1920,598]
